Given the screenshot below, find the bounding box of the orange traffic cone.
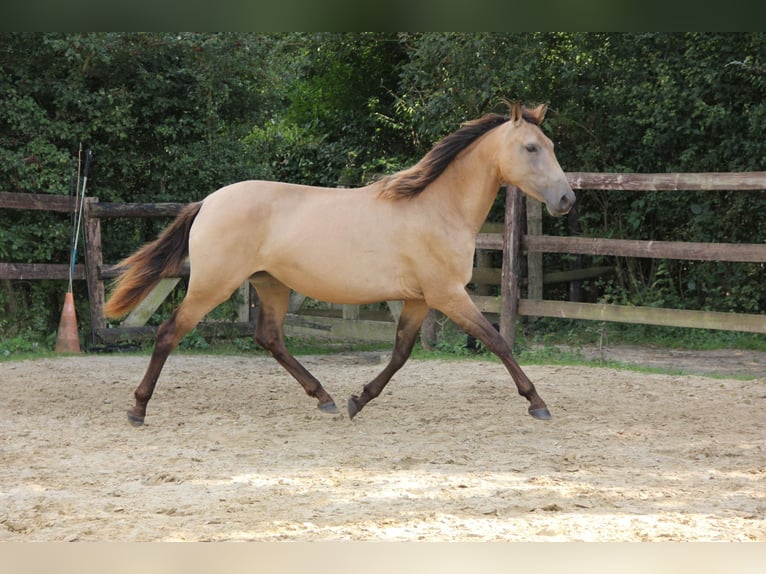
[55,291,80,353]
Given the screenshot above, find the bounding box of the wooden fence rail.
[0,192,82,283]
[524,236,766,262]
[566,171,766,191]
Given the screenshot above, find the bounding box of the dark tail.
[104,202,203,318]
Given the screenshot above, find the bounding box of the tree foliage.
[2,32,765,346]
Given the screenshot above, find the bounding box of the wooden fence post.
[83,197,106,345]
[420,309,438,350]
[342,304,360,320]
[525,197,543,320]
[500,186,524,347]
[237,282,251,323]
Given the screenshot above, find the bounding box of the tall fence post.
[525,197,543,320]
[500,185,524,347]
[83,197,106,345]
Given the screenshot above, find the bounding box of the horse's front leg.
[348,299,429,419]
[434,290,551,420]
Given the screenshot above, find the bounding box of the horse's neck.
[425,128,505,235]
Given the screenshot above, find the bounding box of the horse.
[104,102,575,426]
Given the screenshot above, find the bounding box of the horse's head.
[498,102,575,216]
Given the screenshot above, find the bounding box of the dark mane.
[377,107,542,200]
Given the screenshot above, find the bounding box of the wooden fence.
[476,172,766,345]
[2,171,765,348]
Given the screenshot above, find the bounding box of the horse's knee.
[255,327,284,356]
[256,336,280,355]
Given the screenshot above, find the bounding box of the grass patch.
[519,317,766,352]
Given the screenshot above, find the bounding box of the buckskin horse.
[104,102,575,426]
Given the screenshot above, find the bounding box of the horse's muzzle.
[547,189,576,216]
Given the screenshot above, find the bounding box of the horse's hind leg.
[251,275,338,413]
[127,296,213,426]
[348,299,429,419]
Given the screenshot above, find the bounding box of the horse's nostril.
[559,193,575,213]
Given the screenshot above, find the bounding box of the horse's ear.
[510,101,523,124]
[530,103,548,125]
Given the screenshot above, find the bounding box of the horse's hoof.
[318,401,339,414]
[127,411,145,427]
[347,395,361,420]
[529,406,552,420]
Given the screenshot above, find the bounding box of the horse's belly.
[268,252,416,305]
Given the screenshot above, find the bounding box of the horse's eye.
[525,143,538,153]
